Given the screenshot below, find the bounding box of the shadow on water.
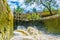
[14,20,45,30]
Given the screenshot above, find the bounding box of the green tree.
[25,0,58,15]
[14,6,24,14]
[33,8,37,13]
[40,0,58,15]
[57,9,60,15]
[31,12,40,20]
[31,13,37,20]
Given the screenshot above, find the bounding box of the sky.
[7,0,60,13]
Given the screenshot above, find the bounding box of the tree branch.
[40,0,49,9]
[40,0,52,15]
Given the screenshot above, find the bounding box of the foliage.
[27,14,32,20]
[31,13,37,19]
[43,7,56,12]
[57,9,60,15]
[40,0,58,15]
[0,0,13,40]
[43,15,60,34]
[25,0,39,5]
[14,6,24,14]
[25,0,32,5]
[25,0,58,15]
[26,13,40,20]
[33,8,37,13]
[31,12,40,20]
[36,14,40,20]
[43,8,49,12]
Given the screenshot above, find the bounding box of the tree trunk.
[48,9,53,15]
[0,0,13,40]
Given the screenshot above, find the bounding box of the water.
[11,26,60,40]
[17,26,26,30]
